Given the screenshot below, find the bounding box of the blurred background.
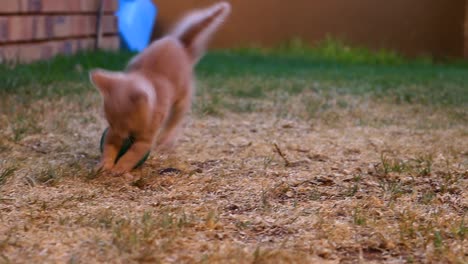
[0,0,467,63]
[154,0,467,59]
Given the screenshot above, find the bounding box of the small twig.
[290,180,315,187]
[13,142,48,154]
[273,143,290,167]
[25,175,37,187]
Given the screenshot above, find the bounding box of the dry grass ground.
[0,47,467,263]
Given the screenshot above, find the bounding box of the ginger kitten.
[90,2,231,174]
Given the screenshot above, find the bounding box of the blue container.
[116,0,157,52]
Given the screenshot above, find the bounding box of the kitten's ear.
[89,69,119,94]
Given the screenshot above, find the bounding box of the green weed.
[0,166,16,185]
[379,153,410,175]
[353,207,367,226]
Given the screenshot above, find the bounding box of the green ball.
[99,128,150,169]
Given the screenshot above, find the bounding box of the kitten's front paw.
[110,166,130,177]
[110,170,135,182]
[96,160,114,171]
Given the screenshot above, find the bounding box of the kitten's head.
[89,69,154,134]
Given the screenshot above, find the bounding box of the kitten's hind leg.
[156,95,191,151]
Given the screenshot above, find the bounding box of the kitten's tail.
[170,2,231,63]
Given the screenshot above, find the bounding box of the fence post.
[95,0,105,50]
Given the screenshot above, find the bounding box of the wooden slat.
[41,0,118,13]
[99,34,120,50]
[0,36,119,63]
[1,0,21,13]
[0,17,8,42]
[0,0,117,14]
[0,15,117,43]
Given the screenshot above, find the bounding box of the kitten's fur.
[90,2,231,174]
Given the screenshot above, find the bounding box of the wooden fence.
[153,0,468,59]
[0,0,119,63]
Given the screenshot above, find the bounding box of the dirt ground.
[0,93,467,263]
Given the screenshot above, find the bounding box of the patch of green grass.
[377,177,408,201]
[10,114,43,142]
[195,91,225,116]
[251,37,414,65]
[378,153,436,178]
[230,83,265,98]
[343,174,362,197]
[433,231,444,250]
[25,165,67,186]
[1,40,467,107]
[0,166,16,185]
[205,52,467,105]
[353,207,367,226]
[419,191,436,204]
[198,39,468,106]
[109,210,192,258]
[455,216,466,240]
[226,99,258,113]
[0,51,133,98]
[413,155,433,176]
[379,153,410,175]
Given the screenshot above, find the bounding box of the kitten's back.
[127,37,192,89]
